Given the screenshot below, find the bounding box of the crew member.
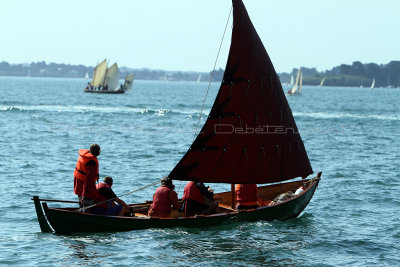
[73,144,100,209]
[92,176,132,216]
[148,177,180,218]
[235,184,260,210]
[182,180,219,216]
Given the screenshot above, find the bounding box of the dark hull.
[44,207,235,233]
[84,89,125,94]
[238,178,318,221]
[33,176,320,233]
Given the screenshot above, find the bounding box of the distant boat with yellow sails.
[84,59,134,94]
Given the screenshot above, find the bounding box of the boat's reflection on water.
[61,235,115,265]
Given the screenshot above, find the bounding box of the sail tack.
[169,0,313,184]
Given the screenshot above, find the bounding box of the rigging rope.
[177,6,233,196]
[192,5,233,140]
[77,179,161,213]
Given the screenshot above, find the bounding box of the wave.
[0,105,210,117]
[3,105,396,121]
[293,111,399,121]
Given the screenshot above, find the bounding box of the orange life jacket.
[149,186,173,217]
[74,149,99,181]
[236,184,259,206]
[182,181,205,204]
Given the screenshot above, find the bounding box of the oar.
[32,198,79,204]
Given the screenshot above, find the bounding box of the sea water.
[0,77,399,266]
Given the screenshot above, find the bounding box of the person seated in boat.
[91,176,133,216]
[182,180,219,216]
[103,84,108,91]
[74,144,101,208]
[148,177,180,218]
[235,184,273,209]
[235,184,260,210]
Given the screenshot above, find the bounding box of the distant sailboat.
[298,71,303,94]
[319,77,326,87]
[123,74,134,91]
[84,72,89,79]
[290,75,294,86]
[196,74,202,83]
[287,68,302,95]
[85,59,124,94]
[370,78,375,89]
[164,73,169,82]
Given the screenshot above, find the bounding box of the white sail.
[124,74,134,90]
[197,74,201,83]
[91,59,107,87]
[370,78,375,89]
[85,72,89,79]
[290,75,294,85]
[104,63,120,91]
[298,71,303,94]
[319,77,325,87]
[289,68,301,94]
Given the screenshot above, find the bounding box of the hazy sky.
[1,0,399,73]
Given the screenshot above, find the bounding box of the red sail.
[169,0,313,184]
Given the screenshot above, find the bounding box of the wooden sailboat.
[287,68,302,95]
[33,0,321,233]
[84,60,125,94]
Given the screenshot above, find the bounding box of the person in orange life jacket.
[73,144,101,209]
[182,180,219,216]
[148,177,180,218]
[235,184,260,210]
[91,176,132,216]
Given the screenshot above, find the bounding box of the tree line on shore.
[0,60,399,87]
[279,61,400,88]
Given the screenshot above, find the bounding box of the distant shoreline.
[1,60,399,87]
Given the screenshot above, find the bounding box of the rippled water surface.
[0,77,399,266]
